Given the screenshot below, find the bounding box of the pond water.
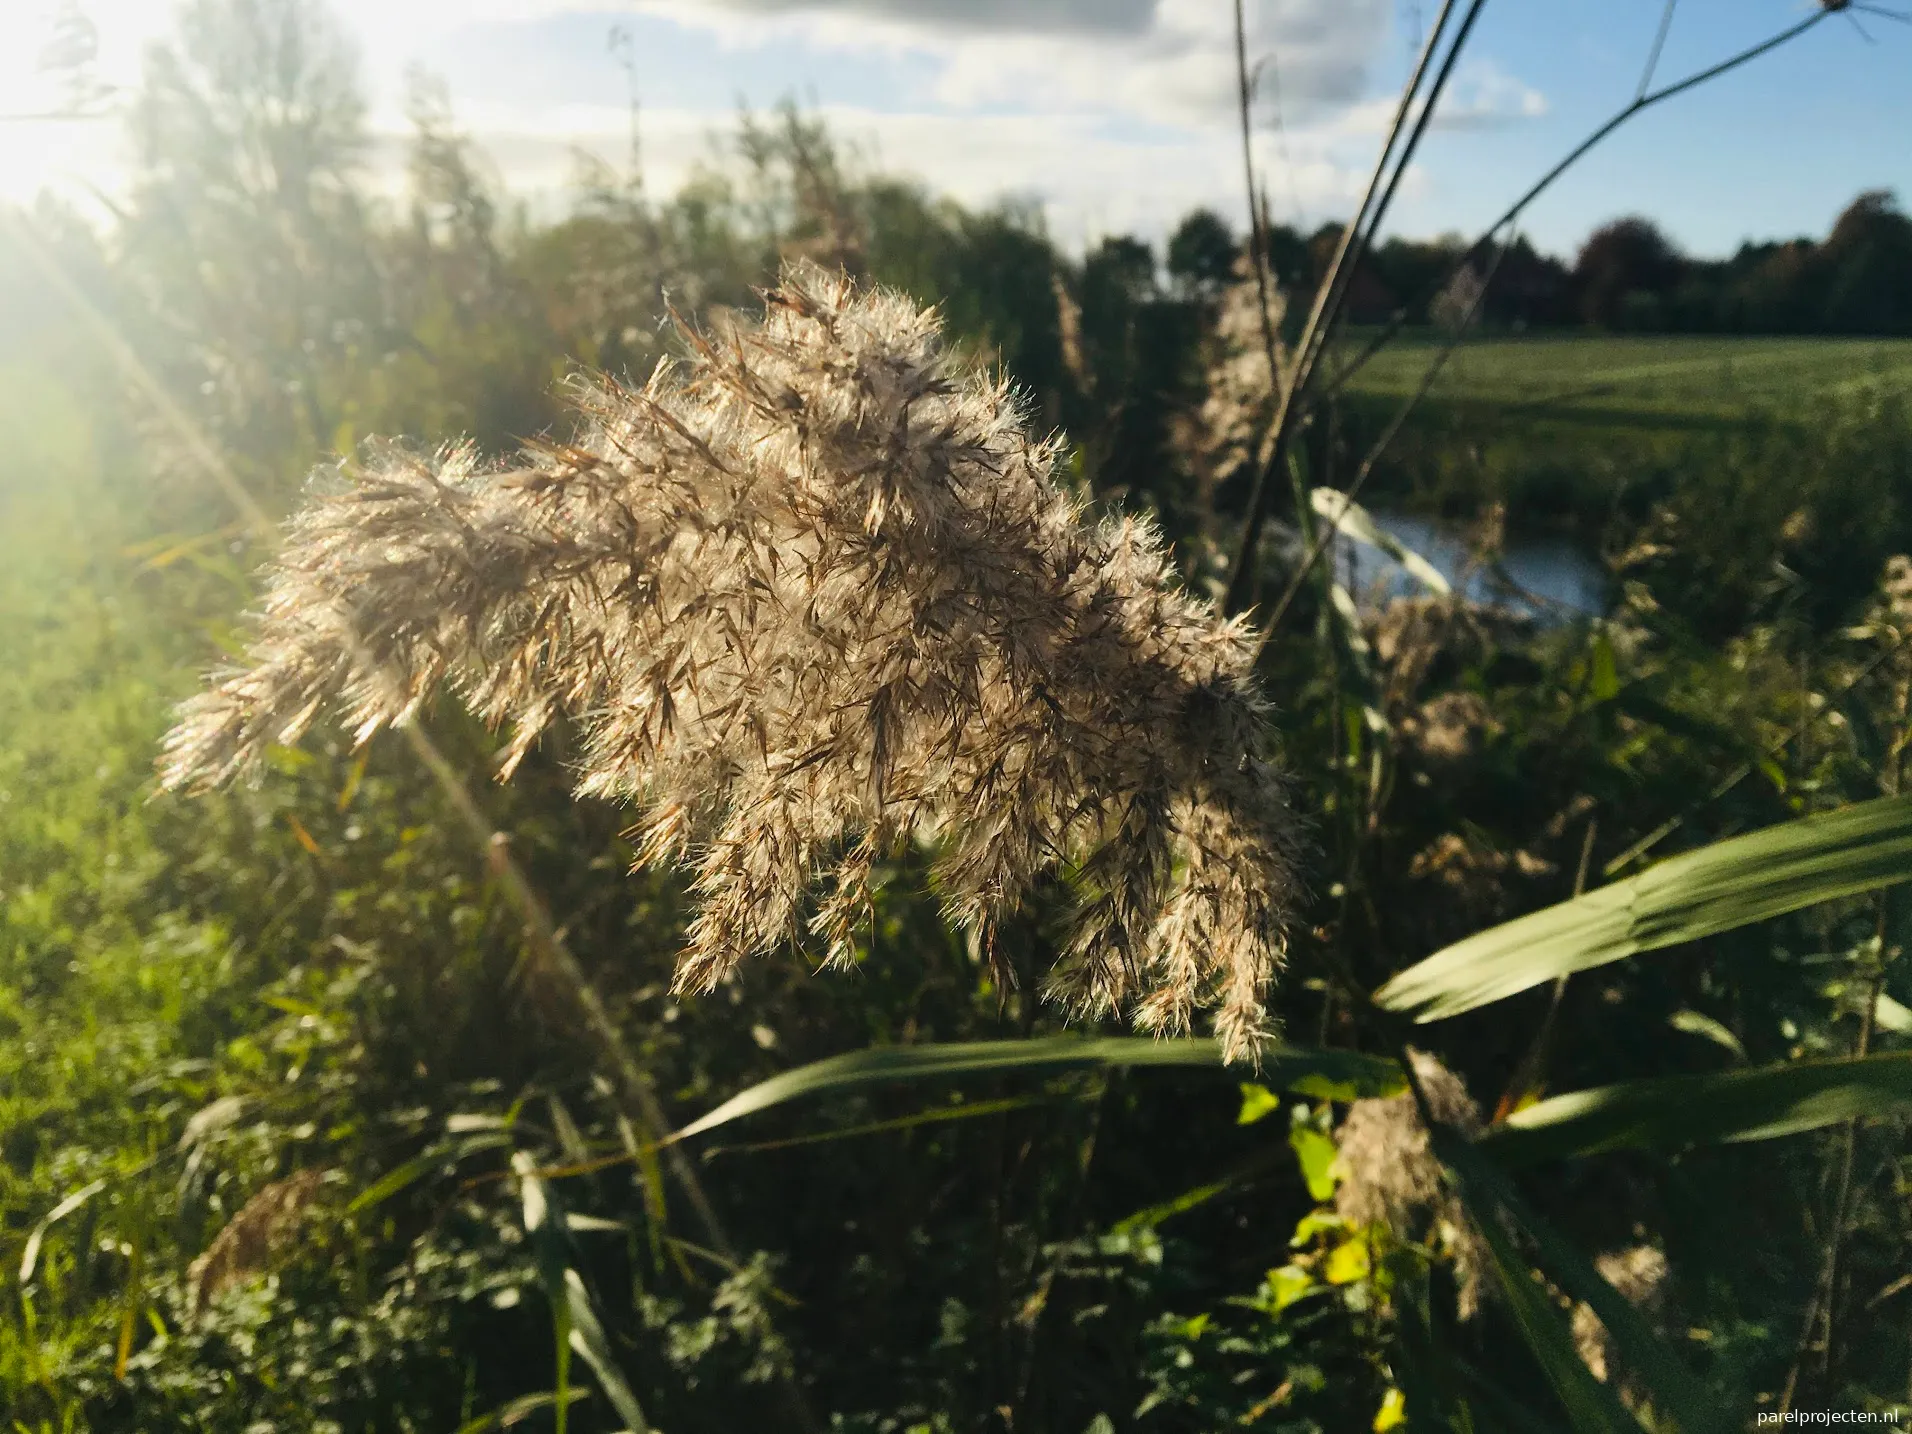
[1329,511,1609,619]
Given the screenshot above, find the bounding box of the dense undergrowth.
[4,2,1912,1430]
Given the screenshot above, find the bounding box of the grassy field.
[1338,331,1912,428]
[1325,332,1912,528]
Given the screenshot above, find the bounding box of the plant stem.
[1224,0,1478,617]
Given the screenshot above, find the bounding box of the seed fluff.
[159,261,1301,1062]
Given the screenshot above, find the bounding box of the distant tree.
[1309,221,1394,324]
[1082,233,1158,304]
[1573,216,1683,329]
[1821,189,1912,335]
[122,0,378,473]
[1260,220,1311,293]
[1731,238,1821,333]
[1370,234,1464,325]
[1074,233,1202,517]
[1166,208,1237,300]
[1484,236,1572,328]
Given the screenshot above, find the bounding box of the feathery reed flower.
[187,1169,328,1315]
[1334,1049,1487,1317]
[1176,251,1290,508]
[159,262,1301,1062]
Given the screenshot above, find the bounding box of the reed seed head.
[160,261,1302,1062]
[1334,1049,1487,1318]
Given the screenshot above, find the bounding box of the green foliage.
[1378,791,1912,1020]
[675,1039,1404,1142]
[4,0,1912,1427]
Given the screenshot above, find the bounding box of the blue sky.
[1,0,1906,259]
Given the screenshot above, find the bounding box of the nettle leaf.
[1289,1123,1340,1202]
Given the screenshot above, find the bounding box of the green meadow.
[1343,330,1912,426]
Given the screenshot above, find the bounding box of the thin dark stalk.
[1011,1071,1113,1416]
[1297,0,1474,387]
[1637,0,1681,100]
[1318,9,1832,408]
[1784,665,1906,1409]
[1784,644,1906,1408]
[1234,0,1284,397]
[1606,643,1900,878]
[1491,816,1596,1123]
[1852,3,1912,26]
[1257,229,1510,639]
[1321,0,1492,367]
[1223,0,1472,616]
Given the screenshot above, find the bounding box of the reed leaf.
[1376,792,1912,1021]
[514,1152,651,1433]
[1311,488,1451,595]
[671,1037,1404,1142]
[452,1390,591,1434]
[1479,1051,1912,1165]
[1431,1132,1648,1434]
[1438,1132,1731,1433]
[19,1179,106,1286]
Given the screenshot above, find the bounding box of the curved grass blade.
[452,1390,591,1434]
[562,1268,649,1434]
[1438,1132,1731,1434]
[703,1094,1043,1157]
[1479,1051,1912,1166]
[1312,487,1452,595]
[19,1179,106,1285]
[670,1037,1404,1142]
[345,1155,439,1215]
[1431,1132,1646,1434]
[1376,792,1912,1021]
[514,1152,651,1433]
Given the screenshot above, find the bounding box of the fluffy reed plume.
[1177,251,1290,507]
[1334,1049,1488,1317]
[159,262,1300,1062]
[187,1169,328,1315]
[1571,1244,1670,1406]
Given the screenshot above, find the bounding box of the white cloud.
[623,0,1394,126]
[0,0,1549,251]
[406,98,1379,252]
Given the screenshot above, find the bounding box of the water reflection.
[1330,511,1608,619]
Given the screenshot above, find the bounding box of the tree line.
[1167,188,1912,336]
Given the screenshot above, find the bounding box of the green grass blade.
[514,1153,652,1434]
[1432,1132,1647,1434]
[1312,488,1452,595]
[344,1155,439,1214]
[451,1390,591,1434]
[670,1037,1404,1142]
[1439,1134,1732,1433]
[1479,1051,1912,1165]
[18,1179,106,1286]
[1376,792,1912,1021]
[562,1268,651,1434]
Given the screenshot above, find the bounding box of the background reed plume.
[1335,1049,1488,1318]
[159,260,1301,1062]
